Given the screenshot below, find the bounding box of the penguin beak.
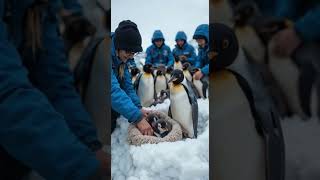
[168,76,177,83]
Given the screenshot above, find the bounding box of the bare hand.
[273,28,301,57]
[136,118,154,136]
[193,70,203,80]
[141,108,150,117]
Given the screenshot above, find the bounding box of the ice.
[111,99,209,180]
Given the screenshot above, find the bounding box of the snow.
[281,116,320,180]
[111,99,209,180]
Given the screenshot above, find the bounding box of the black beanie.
[114,20,143,52]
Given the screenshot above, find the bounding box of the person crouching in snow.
[172,31,197,66]
[193,24,210,80]
[111,20,153,135]
[145,30,174,68]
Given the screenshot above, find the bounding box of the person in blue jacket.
[111,20,153,136]
[172,31,197,66]
[255,0,320,56]
[193,24,210,80]
[145,30,174,67]
[0,0,109,179]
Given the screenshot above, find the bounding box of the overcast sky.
[111,0,209,51]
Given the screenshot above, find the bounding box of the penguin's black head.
[166,66,173,74]
[182,62,191,70]
[255,17,292,43]
[130,67,140,77]
[160,90,170,99]
[168,69,184,85]
[174,57,180,63]
[143,63,153,74]
[62,15,96,46]
[209,23,239,72]
[156,69,164,76]
[233,1,258,27]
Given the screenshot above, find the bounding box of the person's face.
[155,40,164,48]
[196,38,206,48]
[117,50,135,62]
[176,40,185,47]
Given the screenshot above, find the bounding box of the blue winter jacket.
[193,24,209,75]
[111,37,143,123]
[256,0,320,41]
[172,31,197,66]
[0,0,100,179]
[145,30,174,67]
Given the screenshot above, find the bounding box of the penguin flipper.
[183,81,199,138]
[229,69,285,180]
[200,77,209,99]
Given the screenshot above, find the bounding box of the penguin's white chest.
[193,78,204,98]
[211,71,265,180]
[268,40,303,116]
[236,26,266,64]
[184,70,192,82]
[155,75,167,96]
[170,84,194,138]
[174,62,183,70]
[132,75,137,85]
[137,73,154,107]
[165,73,171,81]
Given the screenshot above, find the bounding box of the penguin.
[154,68,168,96]
[210,23,285,180]
[233,1,266,64]
[147,114,172,138]
[151,89,170,107]
[130,67,141,85]
[192,68,208,99]
[61,14,97,71]
[173,58,183,70]
[168,69,198,138]
[134,64,155,107]
[210,0,234,27]
[165,66,173,81]
[255,17,319,119]
[182,62,193,82]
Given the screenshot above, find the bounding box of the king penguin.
[154,68,168,96]
[165,66,173,81]
[256,17,320,119]
[210,23,285,180]
[168,69,198,138]
[134,63,155,107]
[182,62,193,82]
[192,68,209,99]
[130,67,141,85]
[173,58,183,70]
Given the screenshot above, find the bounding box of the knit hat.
[114,20,143,52]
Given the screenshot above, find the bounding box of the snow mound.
[111,99,209,180]
[282,116,320,180]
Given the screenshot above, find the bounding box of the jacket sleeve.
[122,65,142,108]
[126,58,137,69]
[0,16,98,180]
[188,46,197,66]
[201,64,210,76]
[111,69,143,123]
[294,5,320,41]
[145,47,152,65]
[167,47,175,67]
[32,12,101,151]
